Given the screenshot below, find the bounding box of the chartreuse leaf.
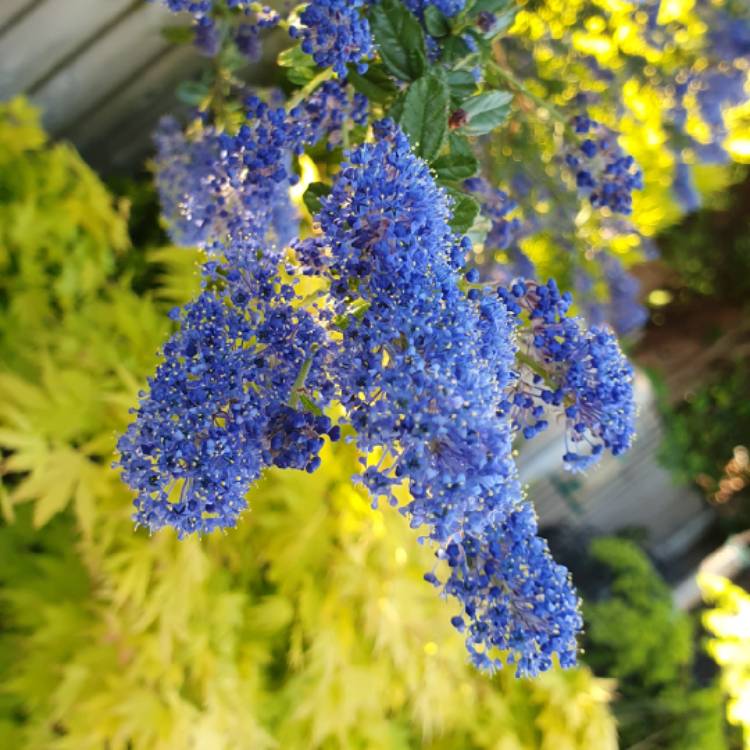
[432,134,479,181]
[459,90,512,136]
[370,0,427,82]
[398,75,450,163]
[303,182,330,215]
[278,44,317,85]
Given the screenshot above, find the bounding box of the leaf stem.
[289,356,314,408]
[485,60,570,130]
[287,68,336,110]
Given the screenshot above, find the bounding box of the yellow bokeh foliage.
[701,574,750,749]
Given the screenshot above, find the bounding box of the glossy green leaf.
[446,69,478,105]
[302,182,330,216]
[432,135,479,180]
[370,0,427,81]
[423,6,450,37]
[459,90,512,136]
[398,75,450,163]
[445,187,480,233]
[347,63,399,104]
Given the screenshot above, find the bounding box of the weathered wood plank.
[0,0,37,34]
[30,2,174,133]
[71,42,201,153]
[0,0,136,99]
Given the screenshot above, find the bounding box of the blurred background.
[1,1,750,748]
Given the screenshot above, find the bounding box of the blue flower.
[300,80,369,150]
[118,246,337,536]
[565,114,643,215]
[310,121,521,545]
[290,121,584,671]
[159,1,280,58]
[500,279,636,471]
[404,0,467,18]
[434,502,582,676]
[153,98,306,252]
[290,0,374,76]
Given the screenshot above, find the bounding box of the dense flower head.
[293,121,582,672]
[300,80,369,149]
[565,114,643,215]
[499,279,636,472]
[117,287,263,535]
[310,120,521,544]
[290,0,374,77]
[117,247,337,536]
[432,503,582,676]
[153,97,306,252]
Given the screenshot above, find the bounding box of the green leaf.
[302,182,330,215]
[423,6,450,37]
[441,35,472,65]
[445,188,480,233]
[471,0,514,13]
[477,8,517,39]
[176,81,210,107]
[370,0,427,81]
[445,69,478,105]
[278,44,317,85]
[432,135,479,180]
[347,63,399,105]
[387,90,407,124]
[398,75,450,163]
[459,90,512,136]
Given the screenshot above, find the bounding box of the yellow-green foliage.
[496,0,746,287]
[0,101,618,748]
[702,574,750,748]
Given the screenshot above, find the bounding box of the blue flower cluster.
[118,245,337,536]
[118,288,264,535]
[121,74,595,670]
[436,503,582,676]
[565,114,643,215]
[153,98,307,252]
[300,80,369,149]
[290,0,374,77]
[311,121,519,538]
[159,1,280,59]
[293,121,582,673]
[500,279,636,472]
